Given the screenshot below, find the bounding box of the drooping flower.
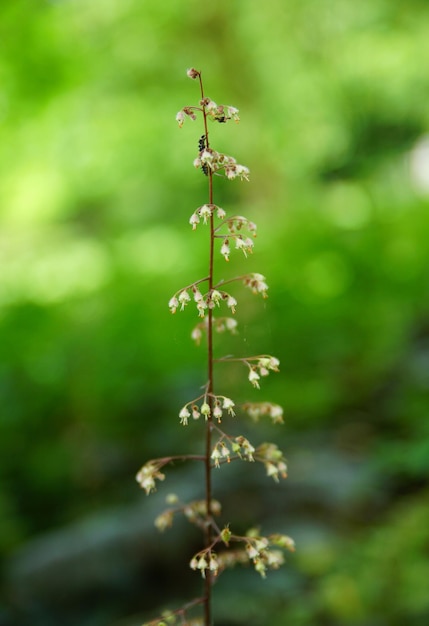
[179,405,191,425]
[248,368,261,389]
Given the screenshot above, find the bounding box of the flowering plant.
[137,68,294,626]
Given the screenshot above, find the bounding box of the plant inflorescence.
[136,68,294,626]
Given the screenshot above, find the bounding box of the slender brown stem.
[199,70,214,626]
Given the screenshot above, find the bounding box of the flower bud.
[187,67,200,79]
[220,525,232,545]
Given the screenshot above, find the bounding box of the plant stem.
[199,71,214,626]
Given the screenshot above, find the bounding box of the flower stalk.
[137,68,292,626]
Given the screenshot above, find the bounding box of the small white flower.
[198,204,212,224]
[236,436,255,461]
[258,357,271,369]
[235,236,253,257]
[225,318,238,333]
[255,538,269,551]
[219,442,230,460]
[220,240,230,261]
[227,106,240,121]
[193,288,204,302]
[176,111,185,127]
[201,149,213,164]
[168,296,179,314]
[225,167,236,180]
[192,405,201,420]
[187,68,199,79]
[235,237,245,251]
[269,404,284,424]
[179,406,191,425]
[197,555,208,578]
[246,404,261,420]
[254,558,267,578]
[211,446,222,468]
[209,552,219,574]
[197,300,208,317]
[248,368,260,389]
[154,511,173,532]
[135,462,165,495]
[213,404,223,422]
[243,237,254,252]
[209,290,222,307]
[206,99,217,111]
[236,164,250,181]
[272,535,295,551]
[266,550,284,568]
[265,462,280,481]
[269,356,280,371]
[201,402,211,418]
[245,274,269,297]
[222,397,235,416]
[189,213,200,229]
[277,461,288,478]
[226,295,237,313]
[178,290,191,310]
[139,475,155,494]
[246,543,259,559]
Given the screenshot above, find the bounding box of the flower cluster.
[183,498,222,521]
[210,441,231,467]
[179,395,235,425]
[169,286,238,317]
[136,461,166,495]
[246,544,284,578]
[200,97,240,123]
[214,548,249,571]
[220,215,257,237]
[155,496,222,532]
[193,148,249,180]
[209,435,287,481]
[189,203,226,229]
[169,272,270,317]
[176,103,240,129]
[243,355,280,389]
[242,401,284,424]
[176,71,241,131]
[240,529,295,578]
[214,216,257,261]
[210,434,256,466]
[176,68,241,130]
[191,315,238,345]
[189,529,296,580]
[232,435,256,461]
[255,443,288,482]
[219,235,254,261]
[243,272,269,297]
[189,206,257,261]
[190,550,219,579]
[154,509,174,532]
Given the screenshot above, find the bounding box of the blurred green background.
[1,0,429,624]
